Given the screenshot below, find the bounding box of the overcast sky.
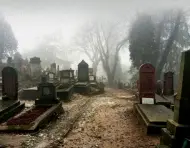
[0,0,189,68]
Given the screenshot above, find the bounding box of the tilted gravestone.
[139,63,156,104]
[78,60,89,82]
[163,71,174,96]
[156,80,163,95]
[2,67,18,100]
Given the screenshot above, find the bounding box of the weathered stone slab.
[137,104,173,123]
[20,87,38,100]
[134,103,173,134]
[156,94,171,107]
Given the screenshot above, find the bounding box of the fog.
[0,0,189,81]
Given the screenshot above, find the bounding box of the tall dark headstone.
[163,71,174,96]
[35,77,59,105]
[139,63,156,104]
[2,67,18,100]
[78,60,89,82]
[158,50,190,148]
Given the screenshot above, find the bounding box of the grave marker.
[2,67,18,100]
[35,76,59,105]
[139,63,156,104]
[158,50,190,147]
[78,60,89,82]
[163,72,174,96]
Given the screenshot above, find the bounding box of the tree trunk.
[92,62,98,76]
[156,12,181,79]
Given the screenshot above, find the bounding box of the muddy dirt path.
[63,88,159,148]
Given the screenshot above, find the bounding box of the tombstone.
[89,68,93,75]
[30,57,41,77]
[50,63,56,74]
[156,80,163,95]
[163,71,174,96]
[0,66,25,123]
[139,63,156,104]
[2,67,18,100]
[57,69,74,100]
[35,76,59,105]
[60,70,72,85]
[78,60,89,82]
[47,72,55,83]
[158,50,190,148]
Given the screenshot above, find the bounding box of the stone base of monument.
[74,82,90,94]
[0,103,63,132]
[155,94,172,109]
[57,86,74,101]
[35,98,60,105]
[19,87,39,100]
[133,103,173,134]
[158,119,190,148]
[0,100,25,123]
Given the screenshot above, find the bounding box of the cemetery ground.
[0,88,159,148]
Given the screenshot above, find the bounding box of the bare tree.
[75,21,128,86]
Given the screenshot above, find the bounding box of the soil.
[0,88,159,148]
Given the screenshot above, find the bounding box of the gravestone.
[163,72,174,96]
[139,63,156,104]
[7,57,14,67]
[78,60,89,82]
[35,76,59,105]
[30,57,41,77]
[158,50,190,148]
[47,72,55,83]
[60,70,72,85]
[50,63,56,74]
[156,80,163,95]
[0,66,25,123]
[2,67,18,100]
[89,68,93,75]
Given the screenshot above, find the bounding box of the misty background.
[0,0,189,87]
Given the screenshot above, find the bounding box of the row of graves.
[134,63,173,134]
[0,60,104,132]
[134,50,190,148]
[20,60,104,101]
[0,66,63,132]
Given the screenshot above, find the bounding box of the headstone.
[30,57,41,77]
[89,68,93,75]
[2,67,18,100]
[50,63,56,74]
[163,72,174,96]
[159,50,190,147]
[139,63,156,104]
[174,51,190,124]
[78,60,89,82]
[156,80,163,95]
[60,70,71,85]
[35,77,59,105]
[47,72,55,83]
